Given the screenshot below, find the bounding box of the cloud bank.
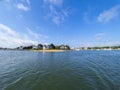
[0,23,40,48]
[98,5,120,22]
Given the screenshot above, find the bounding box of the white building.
[32,45,38,50]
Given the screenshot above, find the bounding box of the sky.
[0,0,120,48]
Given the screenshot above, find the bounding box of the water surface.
[0,50,120,90]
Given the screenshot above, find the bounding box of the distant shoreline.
[31,49,69,52]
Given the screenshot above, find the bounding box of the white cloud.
[43,0,70,25]
[27,28,40,39]
[0,23,47,48]
[52,16,60,25]
[94,33,106,41]
[0,23,18,37]
[44,0,63,6]
[45,4,69,25]
[27,28,49,39]
[16,3,30,11]
[83,7,95,24]
[107,41,120,46]
[26,0,30,5]
[4,0,31,11]
[19,0,30,5]
[0,36,38,48]
[53,9,69,25]
[50,0,63,6]
[97,5,120,22]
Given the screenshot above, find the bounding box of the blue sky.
[0,0,120,48]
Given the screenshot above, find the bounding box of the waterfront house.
[43,44,55,50]
[32,45,38,50]
[60,45,65,50]
[38,44,43,49]
[43,45,46,50]
[43,45,50,50]
[60,45,69,50]
[19,46,24,50]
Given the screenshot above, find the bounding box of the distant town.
[74,46,120,50]
[1,44,120,51]
[0,43,70,51]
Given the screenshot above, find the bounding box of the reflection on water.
[0,50,120,90]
